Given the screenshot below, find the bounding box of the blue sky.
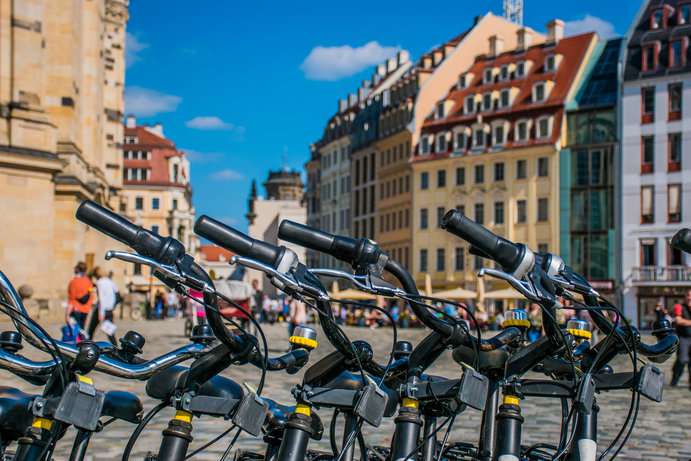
[125,0,642,231]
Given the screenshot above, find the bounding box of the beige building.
[247,170,306,295]
[120,117,197,292]
[0,0,129,305]
[413,22,598,309]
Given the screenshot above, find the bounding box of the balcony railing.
[632,266,691,283]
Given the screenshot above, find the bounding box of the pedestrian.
[66,261,94,331]
[93,267,118,344]
[251,279,264,323]
[165,290,179,319]
[671,290,691,387]
[153,290,165,319]
[288,298,307,337]
[527,303,543,343]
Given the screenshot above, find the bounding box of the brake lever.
[477,267,540,302]
[230,255,301,294]
[105,250,185,282]
[311,268,405,297]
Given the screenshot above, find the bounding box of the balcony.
[632,266,691,284]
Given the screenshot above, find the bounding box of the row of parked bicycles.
[0,200,688,460]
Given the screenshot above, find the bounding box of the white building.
[619,0,691,328]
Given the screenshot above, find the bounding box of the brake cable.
[436,414,457,461]
[122,401,168,461]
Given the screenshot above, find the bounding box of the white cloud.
[185,116,240,131]
[126,32,148,68]
[181,148,223,163]
[564,15,617,40]
[211,169,244,181]
[125,87,181,117]
[301,41,401,81]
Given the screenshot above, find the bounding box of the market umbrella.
[431,287,478,300]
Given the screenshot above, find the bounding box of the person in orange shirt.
[66,261,94,330]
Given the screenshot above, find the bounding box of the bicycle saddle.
[145,365,243,401]
[452,345,510,372]
[101,390,143,424]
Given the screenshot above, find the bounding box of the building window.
[494,201,505,224]
[537,157,549,177]
[483,68,493,84]
[533,82,546,102]
[465,95,475,114]
[516,159,527,179]
[456,167,466,186]
[681,4,691,24]
[419,249,428,273]
[421,136,431,154]
[172,199,178,210]
[473,127,485,148]
[436,133,447,152]
[545,54,556,72]
[650,9,664,29]
[436,248,445,272]
[493,124,505,145]
[516,120,529,142]
[437,207,445,228]
[151,225,159,234]
[641,136,655,173]
[420,208,428,229]
[516,200,527,223]
[669,83,682,120]
[483,93,493,111]
[494,162,505,181]
[641,86,655,123]
[537,198,549,221]
[455,132,467,151]
[459,74,468,89]
[500,65,509,81]
[642,45,657,72]
[437,170,446,187]
[668,184,682,223]
[475,164,485,184]
[669,133,682,171]
[516,61,526,78]
[474,203,484,224]
[420,172,429,190]
[537,117,550,139]
[474,255,483,270]
[641,186,654,224]
[640,239,657,267]
[500,89,510,108]
[152,197,160,210]
[670,39,686,68]
[455,247,465,271]
[135,197,143,210]
[436,102,445,119]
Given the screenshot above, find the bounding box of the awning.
[329,288,377,301]
[482,287,524,300]
[431,287,478,300]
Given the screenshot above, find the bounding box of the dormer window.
[436,133,448,153]
[483,93,493,111]
[533,82,546,102]
[465,95,476,114]
[500,88,511,108]
[545,55,556,72]
[473,126,486,148]
[483,68,494,84]
[680,4,691,24]
[515,119,530,142]
[493,123,506,146]
[459,74,468,89]
[642,44,659,72]
[420,136,431,155]
[516,61,526,78]
[455,131,468,152]
[670,38,687,68]
[436,101,445,119]
[500,65,509,81]
[651,9,664,29]
[536,116,552,139]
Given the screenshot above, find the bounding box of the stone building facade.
[0,0,129,305]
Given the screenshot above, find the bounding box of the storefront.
[636,285,689,329]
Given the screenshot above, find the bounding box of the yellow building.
[120,117,197,293]
[412,22,598,308]
[0,0,129,305]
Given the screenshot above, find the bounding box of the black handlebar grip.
[672,228,691,255]
[194,215,284,268]
[441,209,523,272]
[76,200,168,260]
[278,220,359,264]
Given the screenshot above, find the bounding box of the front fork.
[495,394,523,461]
[390,397,423,461]
[155,410,194,461]
[14,418,55,461]
[276,404,313,461]
[569,400,598,461]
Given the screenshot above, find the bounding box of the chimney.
[489,35,504,57]
[387,57,396,72]
[397,50,410,65]
[377,63,387,76]
[358,87,370,101]
[148,123,163,137]
[348,93,358,107]
[547,19,564,44]
[125,114,136,128]
[338,99,347,112]
[516,27,533,51]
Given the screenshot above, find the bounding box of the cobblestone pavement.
[2,318,690,460]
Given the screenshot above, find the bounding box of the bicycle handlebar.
[278,220,360,265]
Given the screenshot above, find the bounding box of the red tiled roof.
[124,126,175,148]
[123,125,189,186]
[199,244,234,263]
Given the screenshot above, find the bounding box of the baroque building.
[620,0,691,327]
[0,0,129,304]
[120,116,197,293]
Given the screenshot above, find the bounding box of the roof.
[199,244,234,263]
[123,124,190,187]
[124,126,176,149]
[575,38,624,109]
